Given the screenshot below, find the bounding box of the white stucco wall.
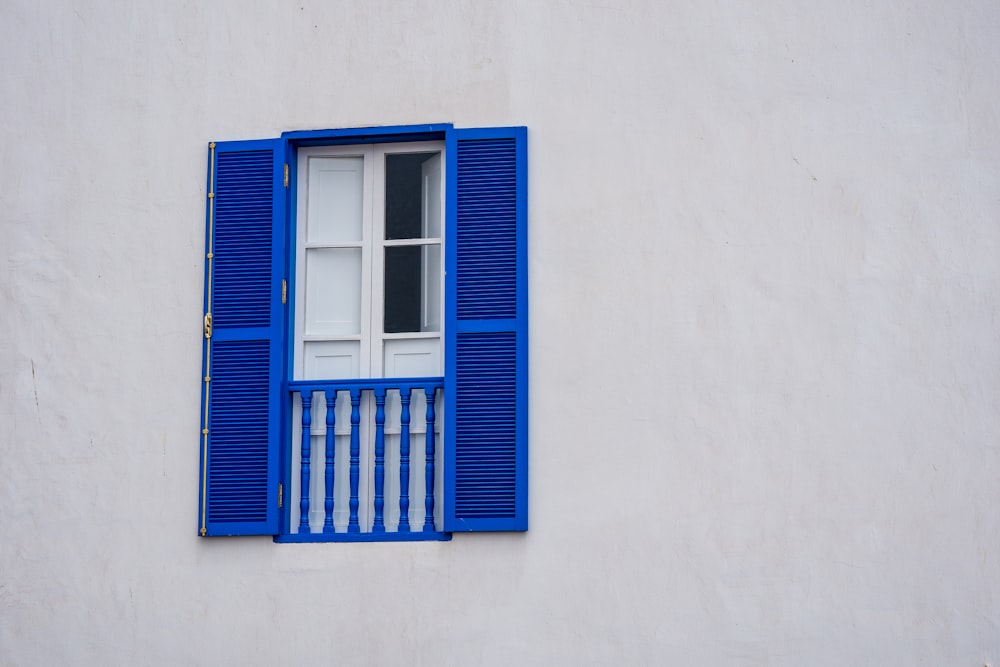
[3,1,999,664]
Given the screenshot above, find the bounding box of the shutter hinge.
[203,313,212,339]
[281,279,287,304]
[283,163,289,188]
[278,483,283,509]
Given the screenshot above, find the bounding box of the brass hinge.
[283,163,289,188]
[281,279,287,305]
[278,483,283,509]
[203,313,212,339]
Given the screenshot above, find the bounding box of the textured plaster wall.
[2,1,999,665]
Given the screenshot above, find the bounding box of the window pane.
[307,156,364,243]
[385,152,441,240]
[305,247,361,335]
[383,244,441,333]
[383,246,420,333]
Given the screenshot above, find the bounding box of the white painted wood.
[303,247,362,336]
[383,337,441,378]
[307,156,364,243]
[420,152,443,332]
[303,340,360,380]
[421,244,442,332]
[371,141,444,375]
[422,151,442,239]
[296,141,443,381]
[294,145,375,380]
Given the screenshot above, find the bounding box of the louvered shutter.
[444,127,528,531]
[198,139,284,536]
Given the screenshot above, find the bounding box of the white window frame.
[293,140,445,382]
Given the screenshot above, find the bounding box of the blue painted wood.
[451,319,518,334]
[398,388,412,533]
[288,377,443,393]
[373,387,386,534]
[423,387,437,532]
[202,125,532,541]
[444,127,529,532]
[275,531,451,543]
[348,388,362,533]
[285,379,443,538]
[298,392,312,533]
[199,138,284,537]
[281,139,298,538]
[323,390,336,534]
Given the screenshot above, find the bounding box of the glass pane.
[384,246,420,333]
[304,247,361,335]
[384,244,441,333]
[385,152,441,240]
[307,156,364,243]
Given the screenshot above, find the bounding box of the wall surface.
[2,1,999,665]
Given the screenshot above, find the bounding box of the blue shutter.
[444,127,528,531]
[198,139,284,536]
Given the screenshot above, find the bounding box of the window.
[198,125,527,541]
[294,142,444,382]
[292,142,444,536]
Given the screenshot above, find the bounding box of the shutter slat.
[198,139,283,537]
[454,135,520,321]
[445,127,528,532]
[212,149,275,331]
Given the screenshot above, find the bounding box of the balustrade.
[279,377,447,542]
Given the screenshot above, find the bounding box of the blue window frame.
[198,124,528,540]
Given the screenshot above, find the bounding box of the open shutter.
[198,139,285,536]
[444,127,528,531]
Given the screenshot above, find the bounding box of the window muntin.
[294,142,443,382]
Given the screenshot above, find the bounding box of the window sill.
[274,531,452,543]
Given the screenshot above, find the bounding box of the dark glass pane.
[385,152,439,240]
[384,246,422,333]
